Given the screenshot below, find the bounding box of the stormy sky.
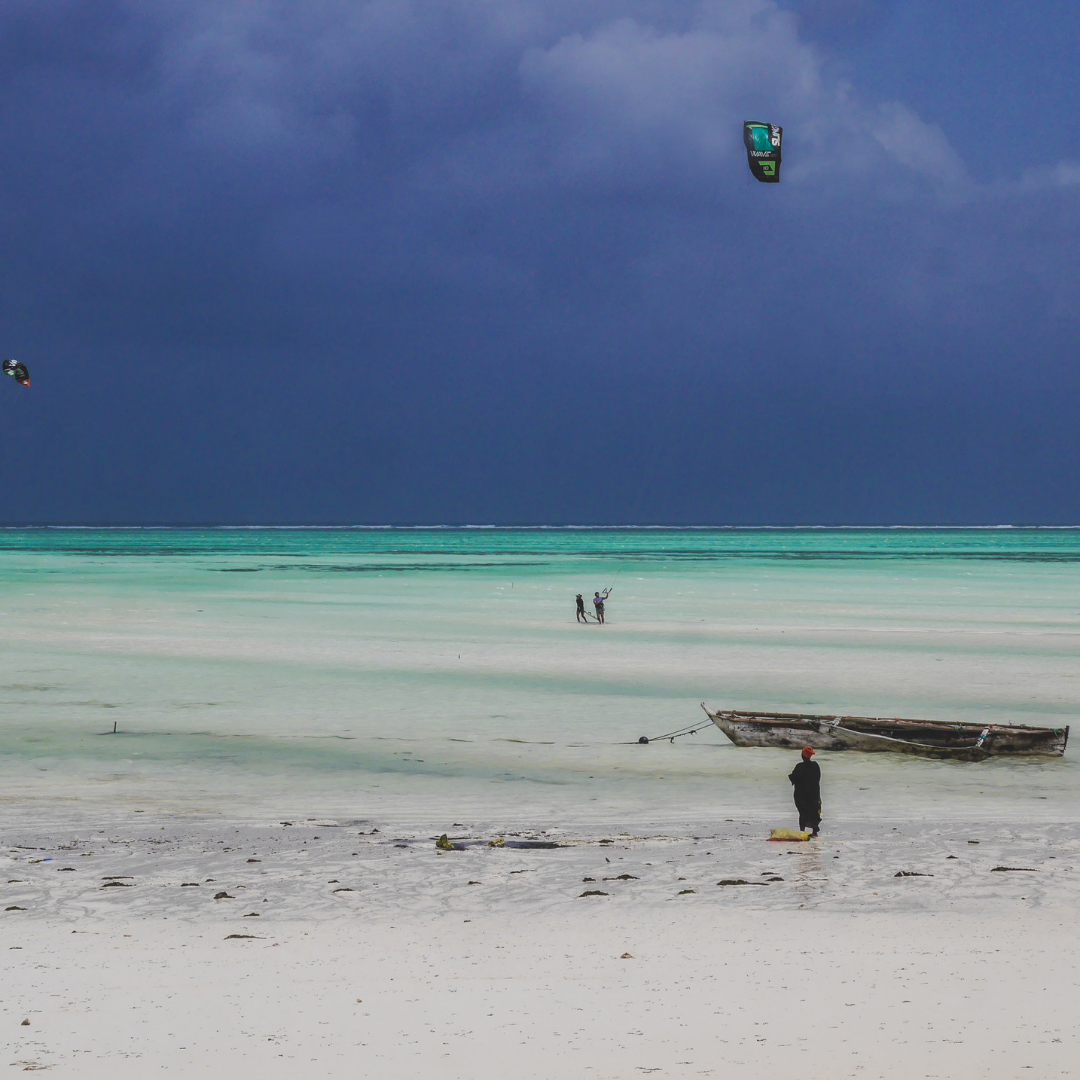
[2,0,1078,524]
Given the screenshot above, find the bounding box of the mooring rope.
[637,718,715,745]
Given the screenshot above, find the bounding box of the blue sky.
[1,0,1078,523]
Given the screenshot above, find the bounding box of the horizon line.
[3,523,1080,531]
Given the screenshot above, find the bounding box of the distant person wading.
[575,594,589,623]
[788,746,821,836]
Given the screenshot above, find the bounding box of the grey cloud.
[871,101,968,186]
[0,0,1079,524]
[516,7,818,187]
[0,2,1077,367]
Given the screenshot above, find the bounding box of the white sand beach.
[3,809,1077,1078]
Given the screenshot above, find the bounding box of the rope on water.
[637,719,715,745]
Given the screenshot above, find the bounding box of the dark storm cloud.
[0,0,965,340]
[1,0,1079,522]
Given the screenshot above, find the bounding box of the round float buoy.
[638,736,649,744]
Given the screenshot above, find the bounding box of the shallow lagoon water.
[1,527,1078,826]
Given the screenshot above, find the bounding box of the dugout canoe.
[701,704,1068,759]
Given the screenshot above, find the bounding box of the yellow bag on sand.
[436,833,453,849]
[770,828,811,841]
[487,837,505,847]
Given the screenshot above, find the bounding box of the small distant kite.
[743,121,782,183]
[3,359,29,387]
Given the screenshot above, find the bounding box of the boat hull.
[705,707,1068,759]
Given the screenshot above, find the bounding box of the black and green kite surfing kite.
[743,121,782,183]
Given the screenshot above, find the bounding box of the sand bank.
[3,813,1077,1077]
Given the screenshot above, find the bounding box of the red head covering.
[802,746,815,758]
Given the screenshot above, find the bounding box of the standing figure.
[593,588,610,625]
[788,746,821,836]
[575,594,590,623]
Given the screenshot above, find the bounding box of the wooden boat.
[701,704,1068,760]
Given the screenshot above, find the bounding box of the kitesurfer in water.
[593,588,611,625]
[788,746,821,836]
[576,594,589,623]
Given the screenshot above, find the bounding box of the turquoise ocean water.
[2,527,1079,826]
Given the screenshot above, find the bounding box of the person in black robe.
[788,746,821,835]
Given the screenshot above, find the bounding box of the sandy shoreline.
[3,812,1077,1077]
